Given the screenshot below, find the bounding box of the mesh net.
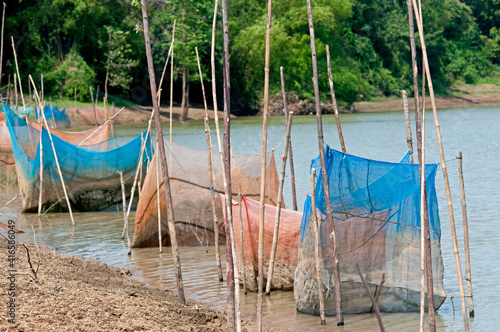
[77,107,108,125]
[132,140,281,248]
[294,147,446,314]
[220,195,303,291]
[35,104,71,128]
[3,102,151,212]
[0,112,14,164]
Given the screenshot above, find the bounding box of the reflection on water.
[2,107,500,331]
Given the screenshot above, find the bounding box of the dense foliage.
[3,0,498,113]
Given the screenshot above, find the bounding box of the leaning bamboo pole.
[169,21,176,174]
[265,105,293,295]
[280,67,297,211]
[11,37,26,110]
[401,90,414,163]
[156,145,162,253]
[196,46,224,283]
[406,1,436,329]
[0,3,5,87]
[257,0,273,329]
[37,104,44,217]
[221,0,238,329]
[210,0,224,282]
[140,0,186,305]
[326,45,346,153]
[118,171,131,255]
[311,168,326,325]
[411,1,469,330]
[458,151,474,318]
[13,74,17,113]
[419,87,427,332]
[29,75,75,226]
[305,0,344,325]
[90,87,98,126]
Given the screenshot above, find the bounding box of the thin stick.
[29,75,74,226]
[196,46,223,282]
[169,21,176,174]
[280,67,297,211]
[7,74,10,106]
[211,0,224,282]
[41,74,44,106]
[11,36,26,110]
[257,0,273,329]
[265,106,293,295]
[306,0,344,325]
[90,87,97,126]
[458,151,474,317]
[140,0,185,305]
[4,195,19,208]
[0,3,5,87]
[156,146,162,253]
[37,103,44,217]
[311,168,326,325]
[419,86,426,332]
[157,37,175,102]
[49,104,57,129]
[74,88,77,112]
[401,90,414,163]
[118,171,131,255]
[111,102,116,138]
[326,45,346,153]
[411,1,467,330]
[239,186,247,294]
[13,73,18,113]
[356,263,385,332]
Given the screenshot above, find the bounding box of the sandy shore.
[0,238,284,331]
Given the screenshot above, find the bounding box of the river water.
[1,106,499,331]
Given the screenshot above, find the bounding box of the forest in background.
[2,0,499,115]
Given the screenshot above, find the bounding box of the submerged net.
[295,147,446,314]
[132,140,281,248]
[3,102,151,212]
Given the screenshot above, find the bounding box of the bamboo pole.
[306,0,344,325]
[326,45,346,153]
[0,3,5,87]
[90,87,97,126]
[49,104,57,129]
[11,37,25,110]
[406,1,436,330]
[196,46,223,282]
[401,90,414,163]
[239,186,248,294]
[280,67,297,211]
[356,263,385,332]
[7,74,10,106]
[221,0,238,329]
[419,87,426,332]
[74,88,77,112]
[111,102,116,138]
[458,151,474,317]
[37,104,44,217]
[14,73,17,113]
[118,171,132,255]
[140,0,185,305]
[311,168,326,325]
[265,106,293,295]
[211,0,224,282]
[156,146,162,253]
[411,1,468,330]
[257,0,273,328]
[29,75,75,226]
[78,106,125,146]
[169,21,176,174]
[40,74,44,116]
[157,37,175,102]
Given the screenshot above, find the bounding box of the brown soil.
[0,239,283,331]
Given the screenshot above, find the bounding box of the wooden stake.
[111,102,116,138]
[7,74,10,106]
[280,67,297,211]
[211,0,225,283]
[118,171,132,255]
[326,45,346,153]
[265,105,293,295]
[257,0,273,329]
[0,3,5,87]
[90,87,97,126]
[11,36,26,110]
[311,168,326,325]
[74,88,77,112]
[419,86,426,332]
[14,73,17,113]
[49,104,57,129]
[140,0,185,305]
[29,75,75,226]
[356,263,385,332]
[458,151,474,317]
[37,105,44,217]
[238,186,248,294]
[196,46,223,282]
[306,0,344,325]
[169,21,176,174]
[401,90,414,163]
[41,74,44,106]
[411,1,468,330]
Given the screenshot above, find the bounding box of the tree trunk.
[180,66,189,121]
